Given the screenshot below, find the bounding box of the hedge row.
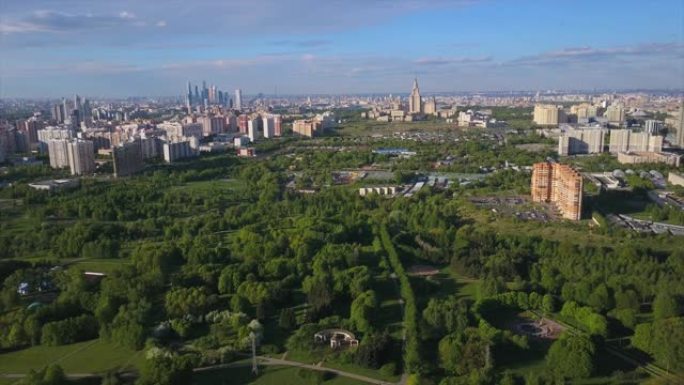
[379,225,421,373]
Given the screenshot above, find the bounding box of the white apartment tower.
[235,89,243,110]
[67,139,95,175]
[262,116,275,138]
[609,130,663,153]
[48,139,70,169]
[558,128,606,156]
[247,117,261,142]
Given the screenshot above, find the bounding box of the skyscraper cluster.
[50,95,92,128]
[185,81,239,112]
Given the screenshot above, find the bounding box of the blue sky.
[0,0,683,97]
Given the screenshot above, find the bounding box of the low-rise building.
[198,142,230,153]
[28,178,80,192]
[234,136,250,148]
[617,151,681,167]
[237,147,256,157]
[359,186,400,196]
[669,171,684,187]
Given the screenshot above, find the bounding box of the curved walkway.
[194,355,398,385]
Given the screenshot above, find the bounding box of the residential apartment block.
[531,162,583,220]
[558,127,606,155]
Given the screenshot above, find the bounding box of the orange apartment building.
[531,162,583,220]
[292,119,321,137]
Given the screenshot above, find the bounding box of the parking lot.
[470,196,559,222]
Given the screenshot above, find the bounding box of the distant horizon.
[1,0,683,98]
[2,87,684,102]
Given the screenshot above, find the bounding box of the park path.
[1,373,97,379]
[194,355,398,385]
[1,339,100,385]
[3,354,402,385]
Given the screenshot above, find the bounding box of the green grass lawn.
[372,275,404,340]
[67,258,132,274]
[0,339,144,375]
[443,266,481,301]
[333,120,458,137]
[194,364,371,385]
[281,349,399,383]
[171,179,243,194]
[460,199,684,254]
[321,361,399,383]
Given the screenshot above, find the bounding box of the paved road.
[195,356,398,385]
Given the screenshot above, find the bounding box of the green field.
[67,258,132,274]
[0,339,144,375]
[194,364,371,385]
[170,179,243,193]
[275,349,398,383]
[334,120,459,137]
[459,197,684,253]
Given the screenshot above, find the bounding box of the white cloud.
[510,42,684,66]
[414,56,492,65]
[0,10,148,34]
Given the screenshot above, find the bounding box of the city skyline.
[1,0,683,97]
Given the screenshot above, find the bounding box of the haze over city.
[1,0,684,97]
[2,1,684,385]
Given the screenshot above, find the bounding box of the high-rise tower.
[235,89,243,110]
[62,98,71,126]
[531,162,583,221]
[187,81,193,106]
[409,78,422,114]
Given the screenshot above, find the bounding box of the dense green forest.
[1,132,683,385]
